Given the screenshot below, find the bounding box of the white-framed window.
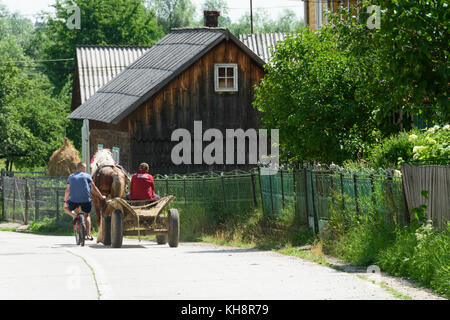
[214,63,238,92]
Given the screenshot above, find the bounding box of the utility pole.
[250,0,253,34]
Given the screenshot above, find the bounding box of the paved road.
[0,231,398,300]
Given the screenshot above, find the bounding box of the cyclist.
[64,162,105,241]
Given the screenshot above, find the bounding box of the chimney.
[204,10,220,28]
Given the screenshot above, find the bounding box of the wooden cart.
[99,196,179,248]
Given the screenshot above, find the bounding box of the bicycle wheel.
[79,215,86,247]
[75,216,81,245]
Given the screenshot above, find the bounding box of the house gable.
[89,38,265,173]
[68,28,265,125]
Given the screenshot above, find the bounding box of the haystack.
[47,138,81,177]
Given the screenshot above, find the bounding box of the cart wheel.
[102,216,111,246]
[111,209,123,248]
[156,234,168,245]
[168,209,179,248]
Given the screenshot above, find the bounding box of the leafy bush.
[370,132,415,169]
[410,125,450,162]
[369,124,450,169]
[377,222,450,298]
[28,216,73,235]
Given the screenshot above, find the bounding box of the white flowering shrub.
[370,124,449,168]
[411,125,450,161]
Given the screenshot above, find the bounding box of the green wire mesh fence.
[153,165,409,234]
[1,166,410,234]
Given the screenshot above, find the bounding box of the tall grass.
[322,193,450,298]
[376,222,450,297]
[177,200,313,248]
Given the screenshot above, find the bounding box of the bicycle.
[73,207,86,247]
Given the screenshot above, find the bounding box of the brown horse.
[90,149,129,243]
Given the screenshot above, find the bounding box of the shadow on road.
[187,248,260,254]
[88,244,149,249]
[53,243,79,248]
[52,243,149,249]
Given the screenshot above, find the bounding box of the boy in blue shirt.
[64,162,105,240]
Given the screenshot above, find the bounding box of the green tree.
[274,9,305,33]
[254,24,382,163]
[0,71,68,169]
[0,7,69,169]
[229,8,304,36]
[366,0,449,122]
[41,0,163,94]
[149,0,196,34]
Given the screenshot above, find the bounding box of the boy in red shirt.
[129,163,160,200]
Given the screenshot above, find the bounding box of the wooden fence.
[0,172,68,224]
[402,164,450,231]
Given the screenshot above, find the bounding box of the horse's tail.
[111,170,126,198]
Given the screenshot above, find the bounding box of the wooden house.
[71,45,150,166]
[69,14,276,174]
[305,0,361,30]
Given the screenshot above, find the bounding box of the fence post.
[1,169,5,221]
[165,175,169,197]
[34,181,39,221]
[370,171,376,209]
[292,167,298,219]
[55,189,60,221]
[258,167,264,212]
[328,169,335,206]
[353,172,359,215]
[12,179,16,222]
[183,176,187,208]
[202,176,206,204]
[304,167,310,224]
[401,173,410,226]
[310,167,319,235]
[387,169,395,222]
[24,179,29,225]
[280,169,285,210]
[221,172,226,213]
[250,172,257,207]
[340,172,345,211]
[269,171,274,215]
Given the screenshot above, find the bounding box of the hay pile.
[47,138,81,177]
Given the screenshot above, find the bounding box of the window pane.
[218,78,226,88]
[218,67,225,77]
[227,67,234,77]
[227,78,234,88]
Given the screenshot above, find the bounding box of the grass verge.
[321,196,450,299]
[0,215,99,237]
